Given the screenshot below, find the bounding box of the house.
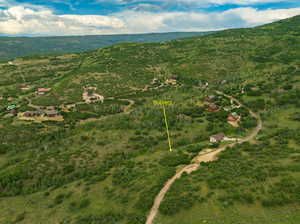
[204,95,216,103]
[83,88,104,104]
[24,111,43,117]
[166,77,177,85]
[7,97,14,101]
[227,112,240,122]
[151,78,158,84]
[87,89,94,97]
[207,104,220,112]
[18,84,30,90]
[227,112,241,127]
[46,110,59,117]
[36,88,51,95]
[210,133,225,143]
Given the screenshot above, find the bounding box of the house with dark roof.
[46,110,59,117]
[207,104,220,112]
[24,111,43,117]
[210,133,225,143]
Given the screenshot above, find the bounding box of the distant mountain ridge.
[0,32,212,61]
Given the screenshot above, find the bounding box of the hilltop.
[0,32,210,61]
[0,15,300,224]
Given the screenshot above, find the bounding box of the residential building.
[210,133,225,143]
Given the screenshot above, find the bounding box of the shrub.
[159,153,190,167]
[69,198,91,212]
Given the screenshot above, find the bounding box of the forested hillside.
[0,15,300,224]
[0,32,210,61]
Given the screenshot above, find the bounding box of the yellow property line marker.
[153,100,173,152]
[162,105,172,152]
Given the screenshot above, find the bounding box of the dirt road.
[145,92,262,224]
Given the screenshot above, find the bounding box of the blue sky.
[1,0,300,36]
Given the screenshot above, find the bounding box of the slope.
[0,15,299,224]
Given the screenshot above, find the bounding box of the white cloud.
[0,0,15,7]
[227,7,300,25]
[113,7,300,33]
[166,0,284,5]
[60,15,124,29]
[0,6,125,35]
[97,0,286,7]
[0,4,300,35]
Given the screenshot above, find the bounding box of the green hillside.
[0,15,300,224]
[0,32,210,61]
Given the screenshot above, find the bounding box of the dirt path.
[145,91,262,224]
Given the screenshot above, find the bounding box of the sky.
[0,0,300,36]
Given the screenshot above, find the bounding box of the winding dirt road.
[145,91,262,224]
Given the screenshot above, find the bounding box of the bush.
[159,153,190,167]
[54,193,66,205]
[127,214,146,224]
[14,212,26,223]
[241,117,257,129]
[75,212,123,224]
[69,198,91,212]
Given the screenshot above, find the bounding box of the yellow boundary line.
[162,105,172,152]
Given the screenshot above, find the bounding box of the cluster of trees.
[68,198,91,212]
[159,152,190,167]
[128,131,166,151]
[75,211,146,224]
[240,116,257,129]
[135,167,175,213]
[276,89,300,107]
[64,104,123,122]
[160,177,198,215]
[290,112,300,122]
[112,162,140,188]
[51,192,73,206]
[180,105,204,118]
[0,125,139,196]
[246,99,266,111]
[262,177,300,207]
[75,212,124,224]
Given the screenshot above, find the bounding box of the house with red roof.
[36,88,51,95]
